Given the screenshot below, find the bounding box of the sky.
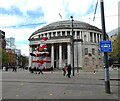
[0,0,119,56]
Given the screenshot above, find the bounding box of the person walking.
[67,64,71,78]
[63,63,67,76]
[12,66,16,72]
[38,64,43,74]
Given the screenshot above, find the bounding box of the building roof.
[30,20,101,38]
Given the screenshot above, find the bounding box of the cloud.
[0,0,119,56]
[78,0,119,32]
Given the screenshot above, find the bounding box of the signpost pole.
[100,0,110,94]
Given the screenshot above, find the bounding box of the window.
[41,34,44,38]
[97,34,99,43]
[92,48,95,55]
[38,35,40,38]
[57,31,60,36]
[67,31,70,36]
[53,32,56,37]
[85,48,88,55]
[62,31,65,36]
[45,33,47,37]
[49,32,51,38]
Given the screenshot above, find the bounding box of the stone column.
[51,32,54,37]
[65,31,67,36]
[99,34,101,42]
[56,32,58,37]
[87,32,90,42]
[95,33,97,43]
[47,33,49,38]
[59,43,62,68]
[51,44,54,67]
[60,31,62,36]
[75,31,77,39]
[80,31,82,39]
[29,46,32,67]
[67,43,71,65]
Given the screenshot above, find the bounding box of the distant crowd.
[2,64,72,78]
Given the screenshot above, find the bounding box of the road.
[1,68,119,100]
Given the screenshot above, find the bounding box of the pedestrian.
[12,66,16,72]
[29,66,33,73]
[67,64,71,78]
[38,66,43,74]
[33,66,37,74]
[63,63,67,76]
[3,66,6,71]
[51,66,53,73]
[15,66,17,72]
[93,69,96,74]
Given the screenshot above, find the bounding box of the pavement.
[1,68,119,100]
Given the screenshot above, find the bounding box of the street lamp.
[70,16,74,76]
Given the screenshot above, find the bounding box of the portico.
[29,36,83,69]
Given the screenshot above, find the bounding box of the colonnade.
[34,30,102,43]
[29,42,72,69]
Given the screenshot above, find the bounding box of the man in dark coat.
[67,64,71,78]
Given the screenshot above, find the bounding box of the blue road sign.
[100,40,112,52]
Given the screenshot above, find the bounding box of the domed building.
[28,20,103,71]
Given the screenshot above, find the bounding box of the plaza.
[1,68,119,100]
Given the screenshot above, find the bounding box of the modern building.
[15,49,21,56]
[6,37,16,49]
[28,20,103,71]
[6,37,21,56]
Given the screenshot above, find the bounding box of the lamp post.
[100,0,110,94]
[71,16,75,76]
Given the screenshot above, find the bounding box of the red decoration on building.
[30,37,50,68]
